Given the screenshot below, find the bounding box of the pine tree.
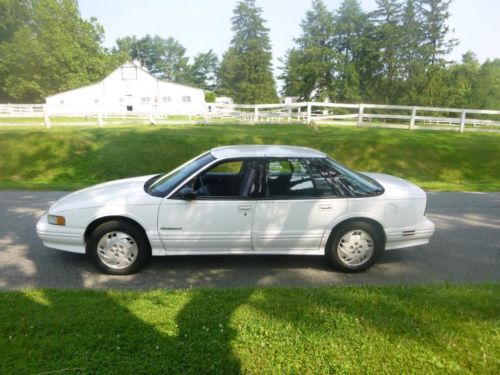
[190,50,219,91]
[398,0,426,104]
[332,0,367,102]
[419,0,458,105]
[218,0,277,103]
[280,0,336,101]
[370,0,404,103]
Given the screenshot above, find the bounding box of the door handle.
[238,206,253,211]
[319,204,332,210]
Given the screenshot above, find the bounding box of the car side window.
[178,159,261,199]
[266,158,315,198]
[307,159,341,197]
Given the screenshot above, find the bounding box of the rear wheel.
[326,221,383,272]
[87,220,150,275]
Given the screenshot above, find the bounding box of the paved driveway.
[0,191,498,290]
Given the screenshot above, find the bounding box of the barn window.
[121,66,138,80]
[141,97,150,103]
[119,98,124,104]
[162,96,172,103]
[94,99,99,104]
[59,100,65,105]
[182,96,191,103]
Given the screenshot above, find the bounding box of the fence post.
[306,102,312,125]
[287,106,291,123]
[358,104,364,126]
[459,110,467,133]
[203,105,209,124]
[97,108,104,127]
[409,106,417,130]
[149,106,157,125]
[43,105,51,129]
[254,105,259,123]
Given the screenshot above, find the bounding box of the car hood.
[49,174,161,213]
[362,172,426,199]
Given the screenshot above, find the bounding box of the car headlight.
[48,215,66,226]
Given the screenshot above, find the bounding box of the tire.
[326,221,383,273]
[87,220,151,275]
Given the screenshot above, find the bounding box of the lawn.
[0,284,498,374]
[0,124,499,191]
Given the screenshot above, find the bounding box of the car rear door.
[252,158,347,252]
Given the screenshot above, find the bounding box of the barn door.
[125,95,133,111]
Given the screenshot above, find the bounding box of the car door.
[252,158,348,252]
[158,159,261,252]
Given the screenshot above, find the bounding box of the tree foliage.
[218,0,278,103]
[281,0,336,101]
[115,35,192,83]
[0,0,117,102]
[280,0,500,109]
[0,0,499,108]
[190,50,219,91]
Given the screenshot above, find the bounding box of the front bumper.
[36,214,86,254]
[385,216,435,250]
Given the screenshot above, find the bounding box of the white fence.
[206,102,500,132]
[1,102,500,132]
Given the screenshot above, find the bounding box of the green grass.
[0,124,499,191]
[0,284,498,374]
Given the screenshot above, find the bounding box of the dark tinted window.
[265,157,383,198]
[179,159,262,198]
[319,158,383,197]
[266,158,315,197]
[147,152,215,197]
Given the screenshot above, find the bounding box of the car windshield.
[146,152,215,197]
[319,157,384,197]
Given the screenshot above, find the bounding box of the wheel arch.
[324,217,386,252]
[84,215,151,253]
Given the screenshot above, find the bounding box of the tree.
[280,0,336,101]
[218,0,278,103]
[0,0,116,102]
[115,35,191,83]
[439,51,479,108]
[470,59,500,110]
[419,0,458,105]
[190,50,219,91]
[369,0,404,103]
[0,0,33,43]
[332,0,367,102]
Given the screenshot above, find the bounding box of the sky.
[79,0,500,74]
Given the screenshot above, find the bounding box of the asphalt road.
[0,191,498,290]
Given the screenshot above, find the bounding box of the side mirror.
[179,186,197,200]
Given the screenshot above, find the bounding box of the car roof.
[210,145,327,159]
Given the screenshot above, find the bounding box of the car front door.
[158,159,262,252]
[252,158,348,252]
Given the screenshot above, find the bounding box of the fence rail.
[1,102,500,132]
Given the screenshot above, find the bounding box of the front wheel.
[87,220,150,275]
[326,221,383,273]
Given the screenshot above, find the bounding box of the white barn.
[46,61,205,116]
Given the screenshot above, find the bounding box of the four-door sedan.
[37,145,435,275]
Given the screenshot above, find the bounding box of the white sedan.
[36,145,435,275]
